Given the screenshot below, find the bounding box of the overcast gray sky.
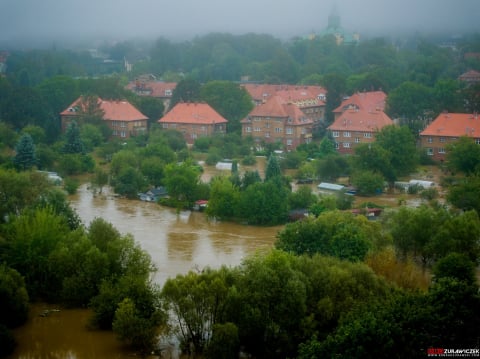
[1,0,479,46]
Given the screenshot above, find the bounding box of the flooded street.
[70,183,282,286]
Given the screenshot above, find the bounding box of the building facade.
[60,97,148,139]
[328,109,394,154]
[158,102,228,145]
[419,112,480,161]
[241,96,313,150]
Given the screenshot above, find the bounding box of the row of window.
[332,131,373,138]
[425,137,480,145]
[426,147,447,155]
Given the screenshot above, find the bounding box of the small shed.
[317,182,344,191]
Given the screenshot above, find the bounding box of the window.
[201,126,206,132]
[265,123,270,128]
[245,126,252,133]
[332,131,340,138]
[286,139,292,146]
[438,148,446,154]
[355,137,360,143]
[120,122,126,128]
[427,137,433,143]
[191,133,197,139]
[162,123,169,129]
[335,142,339,149]
[301,128,307,134]
[265,132,270,138]
[364,132,372,138]
[254,127,261,132]
[343,131,351,137]
[120,131,126,138]
[275,127,282,133]
[286,127,293,135]
[171,124,177,129]
[343,142,350,148]
[440,137,445,143]
[427,148,433,156]
[476,139,480,145]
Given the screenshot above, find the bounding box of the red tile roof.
[458,70,480,82]
[158,102,228,125]
[60,97,148,121]
[333,91,387,113]
[328,109,393,132]
[243,96,313,126]
[241,83,326,106]
[420,113,480,137]
[125,81,177,98]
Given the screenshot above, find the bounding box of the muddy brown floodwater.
[9,163,283,359]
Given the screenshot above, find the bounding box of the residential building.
[333,91,387,121]
[241,83,327,128]
[458,70,480,86]
[419,112,480,161]
[158,102,228,145]
[241,95,313,150]
[125,78,177,112]
[327,108,394,154]
[60,97,148,139]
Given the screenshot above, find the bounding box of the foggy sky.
[1,0,479,46]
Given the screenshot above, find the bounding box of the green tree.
[323,73,347,125]
[206,176,240,220]
[375,125,418,183]
[432,253,476,284]
[113,297,165,354]
[164,161,202,208]
[350,170,385,196]
[384,205,449,266]
[446,136,480,175]
[200,81,254,133]
[386,81,433,133]
[276,210,379,261]
[205,322,240,359]
[0,264,29,328]
[288,186,317,210]
[232,251,307,358]
[447,175,480,213]
[265,154,282,181]
[169,78,201,110]
[161,267,232,355]
[13,134,37,170]
[92,167,109,194]
[113,166,147,198]
[4,207,71,299]
[238,177,289,225]
[62,121,85,154]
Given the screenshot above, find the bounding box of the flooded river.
[8,167,283,358]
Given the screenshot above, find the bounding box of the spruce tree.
[13,134,37,170]
[265,154,281,181]
[62,121,85,154]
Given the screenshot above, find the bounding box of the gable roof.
[333,91,387,113]
[241,83,326,106]
[458,70,480,82]
[244,96,313,126]
[420,113,480,138]
[125,80,177,98]
[328,109,393,132]
[158,102,227,125]
[60,97,148,121]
